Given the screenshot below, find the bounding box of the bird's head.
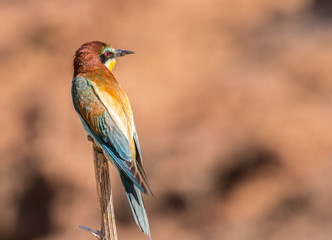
[73,41,134,76]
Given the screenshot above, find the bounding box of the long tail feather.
[120,172,151,239]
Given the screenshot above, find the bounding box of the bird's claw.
[96,148,103,154]
[87,135,103,154]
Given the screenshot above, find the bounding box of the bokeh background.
[1,0,332,239]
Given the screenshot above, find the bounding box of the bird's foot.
[87,135,103,153]
[95,148,103,154]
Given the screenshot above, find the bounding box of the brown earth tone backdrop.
[1,0,332,239]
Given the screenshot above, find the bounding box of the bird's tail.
[120,172,151,239]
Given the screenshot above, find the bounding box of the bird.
[71,41,152,238]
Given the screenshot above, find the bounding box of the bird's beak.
[114,49,135,58]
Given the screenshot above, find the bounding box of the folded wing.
[72,76,150,194]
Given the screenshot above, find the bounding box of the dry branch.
[79,137,118,240]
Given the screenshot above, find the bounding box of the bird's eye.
[105,51,112,58]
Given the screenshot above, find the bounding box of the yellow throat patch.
[105,58,116,71]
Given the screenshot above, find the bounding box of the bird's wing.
[133,128,153,195]
[72,76,149,193]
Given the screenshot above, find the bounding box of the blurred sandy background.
[1,0,332,239]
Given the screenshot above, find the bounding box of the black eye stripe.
[100,51,114,64]
[106,51,114,58]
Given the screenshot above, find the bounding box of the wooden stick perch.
[79,137,118,240]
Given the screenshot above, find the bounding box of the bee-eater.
[71,41,152,238]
